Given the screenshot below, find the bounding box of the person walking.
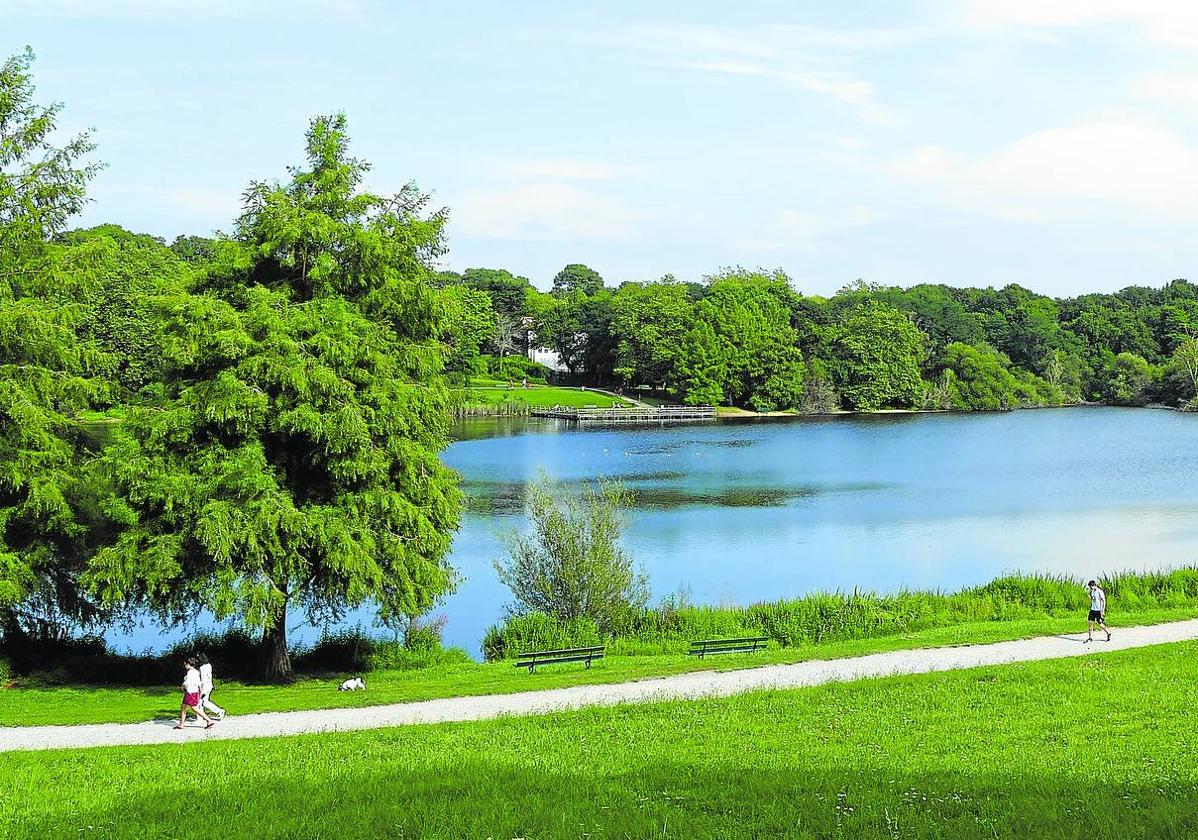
[196,652,226,720]
[176,657,215,730]
[1085,579,1111,643]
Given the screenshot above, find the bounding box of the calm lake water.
[108,407,1198,657]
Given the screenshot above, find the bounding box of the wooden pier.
[531,405,717,424]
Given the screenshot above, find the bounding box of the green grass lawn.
[4,607,1196,728]
[458,383,630,409]
[3,641,1197,838]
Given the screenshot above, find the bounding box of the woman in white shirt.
[176,657,215,730]
[196,652,226,720]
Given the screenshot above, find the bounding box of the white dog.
[338,677,366,692]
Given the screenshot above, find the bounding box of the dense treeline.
[434,266,1198,413]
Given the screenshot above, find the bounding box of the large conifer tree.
[86,115,462,678]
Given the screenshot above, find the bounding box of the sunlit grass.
[3,641,1197,838]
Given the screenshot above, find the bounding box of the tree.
[58,225,193,397]
[610,281,693,389]
[1103,352,1156,406]
[551,263,604,297]
[461,267,533,319]
[438,284,496,376]
[676,320,728,406]
[689,272,804,410]
[169,234,217,265]
[85,115,462,679]
[1172,338,1198,408]
[534,288,617,378]
[494,474,647,632]
[0,49,106,640]
[829,301,926,411]
[937,343,1020,410]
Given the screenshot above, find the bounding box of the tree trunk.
[263,604,293,682]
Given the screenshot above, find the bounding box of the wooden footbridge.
[531,405,717,424]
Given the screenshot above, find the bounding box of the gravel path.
[4,619,1197,753]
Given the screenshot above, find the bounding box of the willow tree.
[86,115,462,678]
[0,49,107,639]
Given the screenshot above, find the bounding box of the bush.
[0,656,10,686]
[482,612,603,661]
[495,474,648,635]
[294,623,470,675]
[474,354,550,383]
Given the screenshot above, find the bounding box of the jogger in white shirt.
[1085,580,1112,643]
[196,652,226,720]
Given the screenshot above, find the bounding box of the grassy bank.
[4,642,1197,838]
[484,568,1198,659]
[4,607,1197,727]
[454,382,630,413]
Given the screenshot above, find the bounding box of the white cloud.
[736,206,878,252]
[891,145,966,183]
[505,159,619,181]
[1132,70,1198,109]
[892,119,1198,216]
[611,23,916,125]
[451,182,632,241]
[956,0,1198,51]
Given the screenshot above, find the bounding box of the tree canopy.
[84,115,462,678]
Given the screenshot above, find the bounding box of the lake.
[107,407,1198,657]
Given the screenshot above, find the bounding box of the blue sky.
[6,0,1198,296]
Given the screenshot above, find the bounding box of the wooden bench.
[688,636,769,659]
[515,645,605,673]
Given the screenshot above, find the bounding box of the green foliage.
[550,263,604,297]
[931,342,1063,410]
[294,624,470,673]
[55,224,194,397]
[494,474,648,634]
[470,353,550,383]
[438,284,497,376]
[481,611,603,660]
[484,568,1198,658]
[829,300,926,410]
[84,115,462,679]
[458,267,533,319]
[168,234,217,265]
[1171,338,1198,408]
[610,280,694,388]
[680,271,805,410]
[1101,352,1157,406]
[0,49,107,634]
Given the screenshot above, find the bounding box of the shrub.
[495,474,648,635]
[482,612,603,661]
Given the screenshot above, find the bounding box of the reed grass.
[483,568,1198,659]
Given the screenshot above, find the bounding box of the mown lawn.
[458,383,630,409]
[3,607,1197,728]
[3,641,1197,839]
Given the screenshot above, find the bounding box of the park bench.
[688,636,770,659]
[514,645,605,673]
